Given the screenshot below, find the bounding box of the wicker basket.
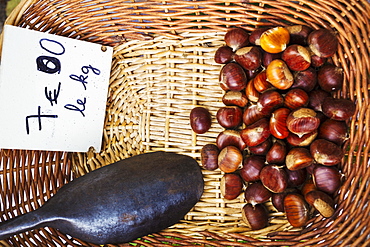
[1,0,369,246]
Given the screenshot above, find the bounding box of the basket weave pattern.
[1,0,370,246]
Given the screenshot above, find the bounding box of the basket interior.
[1,0,370,246]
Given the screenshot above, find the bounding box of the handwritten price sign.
[0,25,113,152]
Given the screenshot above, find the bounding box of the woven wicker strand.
[1,0,370,246]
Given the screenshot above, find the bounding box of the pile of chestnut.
[190,26,356,230]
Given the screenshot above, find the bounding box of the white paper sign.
[0,25,113,152]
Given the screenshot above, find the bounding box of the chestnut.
[286,25,313,46]
[286,108,320,137]
[310,139,344,166]
[317,64,344,92]
[240,155,265,182]
[253,70,274,93]
[292,67,317,92]
[285,147,314,170]
[318,119,348,145]
[281,45,311,71]
[249,27,270,46]
[313,165,342,194]
[245,78,260,102]
[234,46,262,71]
[308,28,338,58]
[243,104,268,126]
[244,181,272,205]
[284,88,309,110]
[190,107,212,134]
[248,138,272,155]
[216,106,243,129]
[272,188,299,212]
[260,165,288,193]
[284,193,309,228]
[218,146,243,173]
[240,118,271,147]
[260,27,290,53]
[286,130,318,147]
[224,28,250,51]
[222,91,249,107]
[308,89,331,112]
[220,173,244,200]
[216,130,246,151]
[266,59,294,90]
[242,203,269,230]
[220,62,247,91]
[266,140,287,164]
[263,52,282,67]
[322,97,356,121]
[301,177,317,197]
[269,107,290,139]
[305,190,335,218]
[201,144,219,171]
[214,45,234,64]
[286,168,308,187]
[256,90,284,115]
[246,66,264,80]
[310,54,327,68]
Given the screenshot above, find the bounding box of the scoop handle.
[0,210,49,240]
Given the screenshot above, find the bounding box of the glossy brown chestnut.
[218,146,243,173]
[284,193,309,228]
[216,130,246,151]
[305,190,335,218]
[253,70,274,93]
[234,46,262,71]
[201,144,220,171]
[220,62,247,91]
[242,203,269,230]
[245,79,260,102]
[256,90,284,115]
[243,104,268,126]
[308,89,331,112]
[313,165,342,194]
[260,27,290,53]
[222,91,249,107]
[224,28,250,51]
[286,108,320,137]
[263,52,282,67]
[266,59,294,90]
[269,107,290,139]
[272,188,299,212]
[249,27,270,46]
[248,138,272,155]
[216,106,243,129]
[317,64,344,92]
[318,119,348,145]
[244,182,273,205]
[286,130,318,147]
[292,67,317,92]
[286,168,308,187]
[286,147,315,170]
[310,54,327,68]
[322,97,356,121]
[266,140,287,164]
[282,45,311,71]
[220,173,244,200]
[260,165,288,193]
[284,88,309,110]
[286,25,313,46]
[301,178,317,199]
[240,155,265,182]
[310,139,344,166]
[214,46,234,64]
[190,107,212,134]
[240,118,271,147]
[308,29,338,58]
